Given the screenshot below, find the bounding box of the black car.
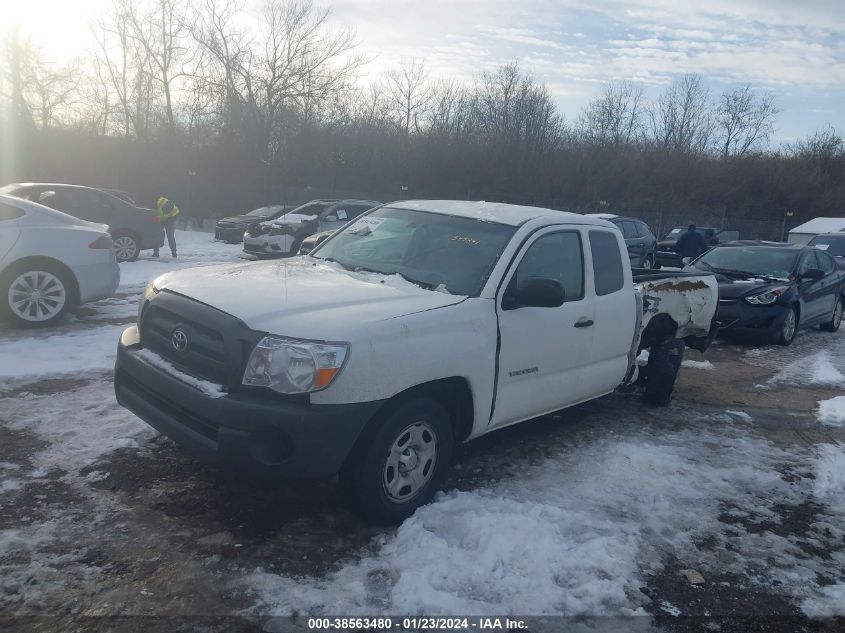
[656,226,739,268]
[687,241,845,345]
[589,214,657,268]
[808,234,845,263]
[298,229,336,255]
[214,204,298,243]
[0,182,164,262]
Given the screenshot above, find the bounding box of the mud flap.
[642,338,685,406]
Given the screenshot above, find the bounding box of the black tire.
[340,397,454,525]
[642,255,654,270]
[641,338,685,406]
[112,231,140,262]
[821,297,843,332]
[1,262,73,327]
[774,305,799,345]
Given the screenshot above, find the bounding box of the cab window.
[511,231,584,302]
[0,203,25,221]
[589,230,625,295]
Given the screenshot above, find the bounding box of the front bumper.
[215,225,246,242]
[114,326,381,479]
[242,234,297,259]
[715,299,788,337]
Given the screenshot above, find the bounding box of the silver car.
[0,194,120,326]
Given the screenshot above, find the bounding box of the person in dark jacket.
[675,224,708,260]
[153,196,180,258]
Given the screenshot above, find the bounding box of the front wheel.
[341,398,454,525]
[774,305,799,345]
[641,255,654,269]
[821,297,843,332]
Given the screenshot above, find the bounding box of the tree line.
[1,0,843,239]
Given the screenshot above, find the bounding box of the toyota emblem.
[171,328,189,353]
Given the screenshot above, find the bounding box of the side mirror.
[801,268,824,281]
[506,278,565,309]
[325,215,337,223]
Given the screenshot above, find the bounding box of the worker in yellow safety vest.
[153,196,180,258]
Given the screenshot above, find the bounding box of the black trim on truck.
[115,326,383,479]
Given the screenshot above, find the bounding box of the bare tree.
[123,0,191,132]
[385,59,430,136]
[650,74,714,154]
[716,85,778,158]
[578,81,644,147]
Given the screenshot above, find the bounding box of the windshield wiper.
[710,268,785,282]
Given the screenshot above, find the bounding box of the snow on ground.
[0,324,128,381]
[2,379,155,473]
[768,349,845,388]
[816,395,845,427]
[680,359,714,370]
[246,418,834,617]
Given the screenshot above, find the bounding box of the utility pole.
[780,209,794,242]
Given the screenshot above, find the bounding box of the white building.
[787,217,845,245]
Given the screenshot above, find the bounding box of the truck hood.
[152,258,467,337]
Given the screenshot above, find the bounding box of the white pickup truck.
[115,201,718,523]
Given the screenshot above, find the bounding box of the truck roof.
[388,200,603,227]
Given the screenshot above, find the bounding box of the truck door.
[490,227,597,427]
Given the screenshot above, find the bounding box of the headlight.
[745,286,789,305]
[138,281,159,322]
[243,336,348,394]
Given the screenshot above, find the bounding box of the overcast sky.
[8,0,845,143]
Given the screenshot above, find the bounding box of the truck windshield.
[311,207,517,296]
[692,247,799,279]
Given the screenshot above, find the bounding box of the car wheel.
[821,297,843,332]
[642,255,654,269]
[341,397,454,525]
[112,232,140,262]
[774,305,799,346]
[641,338,685,406]
[2,264,72,327]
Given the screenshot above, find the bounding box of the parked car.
[586,213,657,268]
[656,226,740,268]
[214,205,297,243]
[297,229,336,255]
[0,183,164,262]
[115,200,718,524]
[242,199,380,259]
[0,194,120,326]
[687,240,845,345]
[808,233,845,262]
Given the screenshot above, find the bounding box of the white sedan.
[0,194,120,326]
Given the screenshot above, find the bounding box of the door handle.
[574,319,594,328]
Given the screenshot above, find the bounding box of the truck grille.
[140,291,263,389]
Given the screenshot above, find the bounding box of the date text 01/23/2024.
[307,617,528,630]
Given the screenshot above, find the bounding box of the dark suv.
[656,226,740,268]
[588,214,657,269]
[0,183,164,262]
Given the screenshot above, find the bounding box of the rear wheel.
[774,305,799,345]
[2,264,72,326]
[821,297,843,332]
[341,398,454,525]
[641,255,654,269]
[112,231,140,262]
[641,338,685,406]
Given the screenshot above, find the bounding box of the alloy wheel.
[8,271,67,322]
[113,236,138,261]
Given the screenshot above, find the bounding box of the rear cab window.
[589,230,625,295]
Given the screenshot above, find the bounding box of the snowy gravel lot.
[1,230,844,631]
